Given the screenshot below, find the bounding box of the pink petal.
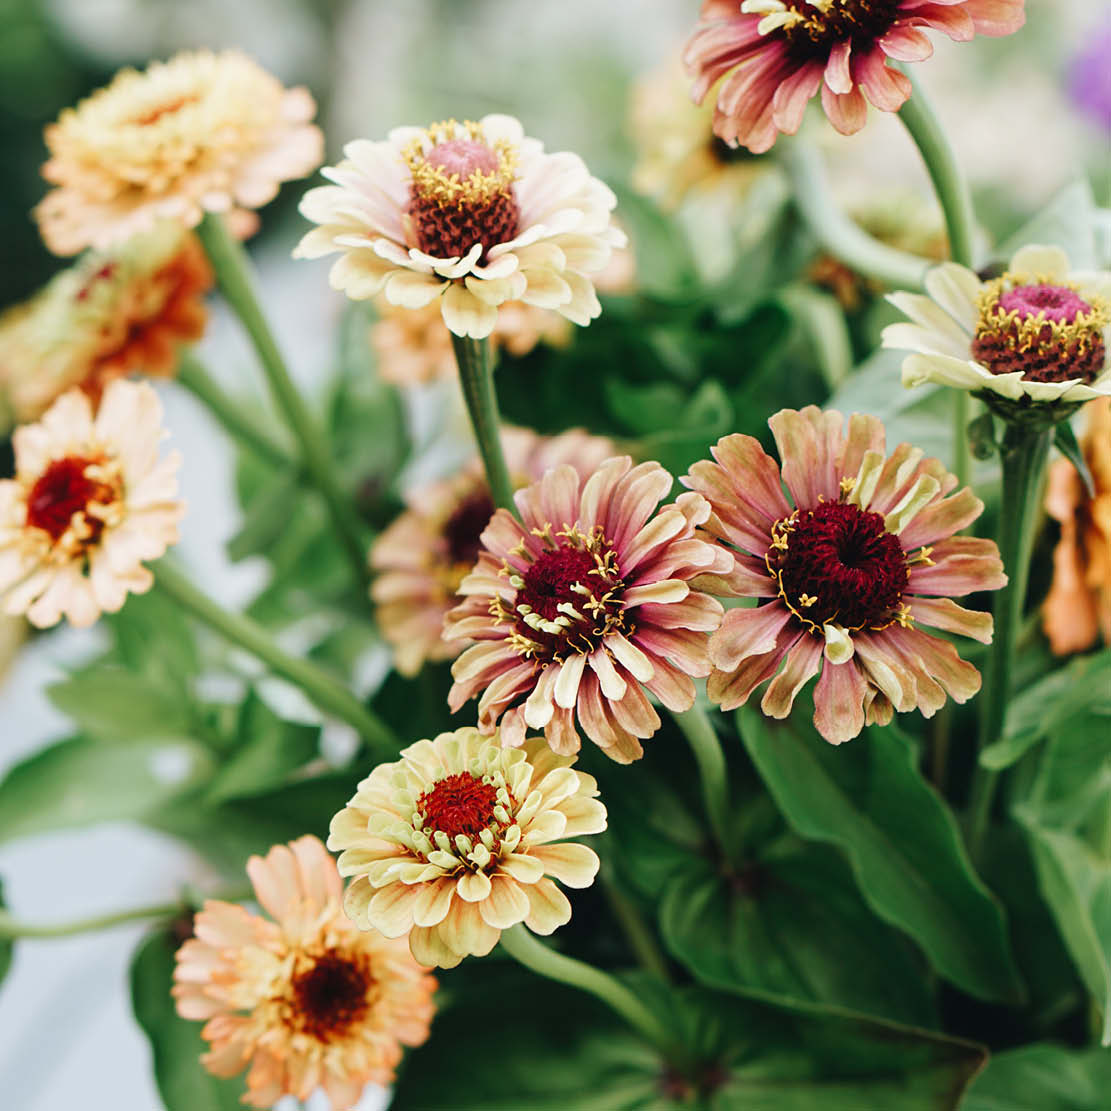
[772,61,824,135]
[958,0,1026,36]
[710,603,794,671]
[767,407,844,509]
[909,595,994,644]
[820,82,868,135]
[898,488,985,549]
[812,660,868,744]
[853,49,912,112]
[878,25,934,62]
[825,41,853,94]
[760,633,823,719]
[906,536,1007,595]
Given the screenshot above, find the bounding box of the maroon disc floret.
[25,456,111,543]
[291,954,370,1041]
[443,489,496,568]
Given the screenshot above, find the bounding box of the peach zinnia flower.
[174,835,436,1109]
[0,380,183,628]
[294,115,625,339]
[684,407,1006,744]
[36,50,323,255]
[684,0,1025,154]
[328,727,606,969]
[444,458,731,762]
[372,427,615,675]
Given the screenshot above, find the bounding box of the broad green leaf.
[47,668,194,741]
[738,709,1023,1003]
[226,467,302,563]
[962,1044,1111,1111]
[993,179,1097,269]
[106,588,200,685]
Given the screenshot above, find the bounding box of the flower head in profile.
[0,380,183,628]
[0,224,211,424]
[328,728,606,969]
[174,835,436,1110]
[294,115,625,339]
[684,0,1025,153]
[884,245,1111,411]
[372,427,615,675]
[444,458,730,762]
[36,50,323,255]
[684,407,1005,744]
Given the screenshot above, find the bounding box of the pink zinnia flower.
[684,0,1025,153]
[684,407,1006,744]
[443,458,731,763]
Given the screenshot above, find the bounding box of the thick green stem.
[969,425,1051,852]
[450,333,517,516]
[599,872,672,982]
[195,213,369,587]
[153,561,400,759]
[0,901,183,939]
[671,704,732,859]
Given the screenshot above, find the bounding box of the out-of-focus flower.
[328,728,606,969]
[174,835,436,1109]
[0,615,26,686]
[444,458,730,762]
[0,224,212,424]
[884,245,1111,408]
[0,381,183,628]
[372,428,615,675]
[684,0,1025,154]
[294,115,625,339]
[36,50,323,255]
[1069,19,1111,134]
[684,407,1005,745]
[1044,398,1111,654]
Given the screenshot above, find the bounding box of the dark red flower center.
[418,772,499,838]
[443,489,495,569]
[779,0,901,59]
[518,547,599,622]
[291,953,370,1042]
[26,455,115,544]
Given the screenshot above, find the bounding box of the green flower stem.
[499,924,678,1058]
[153,561,400,759]
[450,333,517,517]
[968,424,1052,853]
[0,901,184,939]
[195,212,369,588]
[671,703,732,860]
[599,872,672,983]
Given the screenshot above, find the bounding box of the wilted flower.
[884,245,1111,408]
[0,380,183,628]
[294,115,625,339]
[372,428,615,675]
[174,835,436,1109]
[444,458,730,762]
[684,407,1006,745]
[328,728,606,969]
[36,50,323,255]
[684,0,1025,153]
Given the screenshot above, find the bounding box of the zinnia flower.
[443,458,731,762]
[1043,397,1111,654]
[0,223,212,424]
[684,407,1006,744]
[36,49,323,255]
[293,115,626,340]
[372,427,615,675]
[173,835,436,1109]
[883,244,1111,408]
[0,380,183,628]
[684,0,1025,153]
[327,727,606,969]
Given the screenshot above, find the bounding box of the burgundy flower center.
[291,953,370,1042]
[518,547,599,622]
[418,772,499,838]
[443,488,495,569]
[26,455,117,546]
[766,501,908,631]
[776,0,902,59]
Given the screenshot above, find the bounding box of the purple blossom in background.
[1070,19,1111,132]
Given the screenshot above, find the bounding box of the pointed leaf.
[963,1044,1111,1110]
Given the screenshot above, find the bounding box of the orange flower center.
[291,953,371,1042]
[26,455,118,547]
[130,94,200,127]
[418,772,499,838]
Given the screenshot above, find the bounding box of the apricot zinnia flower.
[294,115,625,339]
[36,50,323,255]
[684,407,1006,744]
[0,380,183,628]
[328,728,606,969]
[372,427,615,675]
[684,0,1025,153]
[174,835,436,1109]
[444,458,731,762]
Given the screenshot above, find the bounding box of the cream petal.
[523,877,572,935]
[477,874,531,929]
[923,262,981,331]
[456,870,493,902]
[441,282,499,338]
[529,843,599,888]
[1009,244,1070,283]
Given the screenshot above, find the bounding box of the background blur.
[0,1,1106,1108]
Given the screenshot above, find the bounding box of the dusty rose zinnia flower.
[684,0,1025,154]
[372,427,615,675]
[0,380,183,628]
[174,835,436,1109]
[293,115,625,339]
[328,727,606,969]
[36,50,323,255]
[443,458,731,762]
[684,407,1006,744]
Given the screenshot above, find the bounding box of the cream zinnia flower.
[294,115,625,339]
[0,380,183,628]
[328,728,607,969]
[36,50,323,255]
[174,835,436,1110]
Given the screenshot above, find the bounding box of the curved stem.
[599,872,672,983]
[671,704,732,860]
[0,901,183,939]
[153,561,400,759]
[450,333,517,517]
[195,213,369,588]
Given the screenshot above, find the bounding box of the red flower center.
[767,501,908,630]
[26,455,115,545]
[518,546,599,622]
[779,0,901,58]
[291,953,370,1042]
[443,488,495,569]
[418,772,499,838]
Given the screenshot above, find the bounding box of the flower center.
[25,455,120,548]
[130,94,200,127]
[418,772,499,838]
[972,277,1107,385]
[290,953,370,1042]
[766,500,908,631]
[443,488,495,570]
[753,0,901,58]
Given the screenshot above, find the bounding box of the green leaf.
[47,668,195,741]
[0,878,13,991]
[738,709,1023,1003]
[1054,420,1095,497]
[226,467,302,563]
[963,1044,1111,1111]
[130,929,244,1111]
[994,179,1098,269]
